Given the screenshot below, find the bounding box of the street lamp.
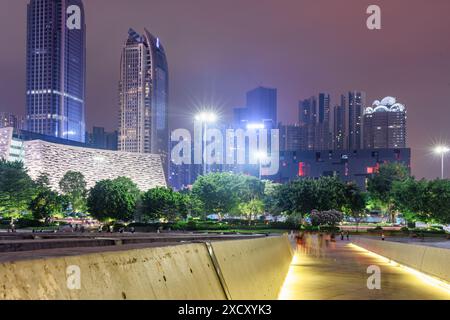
[434,145,450,179]
[256,151,267,180]
[195,112,217,175]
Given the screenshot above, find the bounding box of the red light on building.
[299,162,306,177]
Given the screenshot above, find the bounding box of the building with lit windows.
[269,148,411,190]
[363,97,407,149]
[118,28,169,176]
[26,0,86,143]
[348,91,365,150]
[298,93,331,150]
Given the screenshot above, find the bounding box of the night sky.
[1,0,450,179]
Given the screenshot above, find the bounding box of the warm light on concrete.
[348,243,450,294]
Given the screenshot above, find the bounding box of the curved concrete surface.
[352,237,450,283]
[211,235,293,300]
[0,236,293,300]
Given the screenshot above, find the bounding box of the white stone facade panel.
[24,140,166,191]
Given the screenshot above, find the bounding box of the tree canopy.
[87,177,140,222]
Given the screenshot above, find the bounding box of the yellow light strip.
[348,243,450,294]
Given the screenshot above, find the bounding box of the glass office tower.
[26,0,86,143]
[118,28,169,175]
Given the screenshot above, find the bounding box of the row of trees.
[0,160,87,220]
[1,159,449,225]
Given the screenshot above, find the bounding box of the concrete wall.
[352,237,450,283]
[0,236,293,300]
[211,235,293,300]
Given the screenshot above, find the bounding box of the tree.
[238,199,265,224]
[367,163,409,223]
[392,178,428,223]
[139,187,185,222]
[271,176,346,218]
[262,180,282,218]
[29,189,64,221]
[191,173,240,219]
[87,177,140,222]
[35,173,51,191]
[424,179,450,225]
[59,171,87,212]
[342,183,367,231]
[0,160,35,218]
[310,210,344,227]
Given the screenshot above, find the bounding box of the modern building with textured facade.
[363,97,407,149]
[26,0,86,143]
[118,28,169,176]
[0,128,25,162]
[0,128,166,191]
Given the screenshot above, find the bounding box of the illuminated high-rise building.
[298,93,331,150]
[118,28,169,175]
[363,97,407,149]
[26,0,86,143]
[333,95,347,150]
[348,91,365,150]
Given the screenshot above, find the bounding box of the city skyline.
[1,0,450,179]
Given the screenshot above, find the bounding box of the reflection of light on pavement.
[278,253,300,300]
[348,243,450,294]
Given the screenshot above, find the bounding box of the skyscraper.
[333,95,347,150]
[86,127,118,151]
[26,0,86,143]
[363,97,407,149]
[348,91,365,150]
[298,94,331,150]
[118,28,169,175]
[246,87,277,128]
[279,124,306,151]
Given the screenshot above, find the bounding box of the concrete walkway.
[279,239,450,300]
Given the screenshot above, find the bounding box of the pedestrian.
[130,227,136,234]
[340,231,344,241]
[381,233,385,241]
[346,231,350,241]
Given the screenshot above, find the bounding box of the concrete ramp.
[0,235,293,300]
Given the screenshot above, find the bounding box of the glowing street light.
[195,112,217,123]
[434,145,450,179]
[195,111,218,175]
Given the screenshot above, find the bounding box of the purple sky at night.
[1,0,450,179]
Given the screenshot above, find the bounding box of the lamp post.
[434,146,450,179]
[256,151,267,180]
[195,112,217,175]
